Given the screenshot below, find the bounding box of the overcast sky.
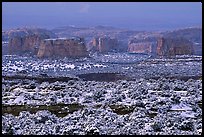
[2,2,202,31]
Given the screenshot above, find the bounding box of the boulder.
[37,37,88,58]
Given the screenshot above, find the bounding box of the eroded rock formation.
[91,36,118,53]
[157,37,194,56]
[162,27,202,56]
[8,28,57,54]
[37,37,88,58]
[128,42,156,54]
[128,36,194,57]
[128,36,158,55]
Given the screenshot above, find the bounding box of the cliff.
[8,28,57,54]
[91,36,118,53]
[128,36,194,57]
[127,36,158,55]
[157,37,194,56]
[128,42,155,54]
[37,37,89,58]
[162,27,202,55]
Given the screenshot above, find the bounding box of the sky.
[2,2,202,31]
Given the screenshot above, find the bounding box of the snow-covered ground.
[2,77,202,135]
[2,53,202,135]
[2,53,202,79]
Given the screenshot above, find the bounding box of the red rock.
[128,36,194,57]
[127,36,158,55]
[8,36,23,54]
[157,37,194,56]
[91,36,118,53]
[128,42,154,54]
[37,37,88,58]
[8,28,56,55]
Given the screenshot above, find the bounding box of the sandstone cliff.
[127,36,158,55]
[162,27,202,56]
[52,26,140,52]
[128,42,155,54]
[91,36,118,53]
[37,37,88,58]
[8,28,57,54]
[157,37,194,56]
[128,36,194,57]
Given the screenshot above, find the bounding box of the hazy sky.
[2,2,202,31]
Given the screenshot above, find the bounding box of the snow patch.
[170,104,192,111]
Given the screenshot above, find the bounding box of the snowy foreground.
[2,53,202,135]
[2,78,202,135]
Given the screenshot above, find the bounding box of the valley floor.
[2,53,202,135]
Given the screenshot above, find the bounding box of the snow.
[57,98,63,104]
[44,38,57,41]
[146,82,151,86]
[122,67,130,70]
[148,90,163,93]
[13,96,25,104]
[65,64,75,69]
[85,92,93,96]
[79,64,92,69]
[194,42,200,45]
[105,89,114,100]
[170,104,192,111]
[12,88,25,92]
[58,37,68,40]
[93,64,106,68]
[10,65,25,71]
[180,111,196,118]
[2,41,9,44]
[165,63,174,66]
[122,90,132,105]
[144,123,153,131]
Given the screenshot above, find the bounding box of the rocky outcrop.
[9,34,49,54]
[52,26,156,53]
[8,28,57,54]
[157,37,194,56]
[128,35,194,57]
[162,27,202,56]
[128,36,158,55]
[37,37,88,58]
[91,36,118,53]
[128,42,156,54]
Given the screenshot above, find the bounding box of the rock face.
[157,37,194,56]
[91,36,118,53]
[52,26,143,52]
[128,41,158,55]
[128,36,194,57]
[37,37,88,58]
[9,34,49,55]
[128,42,152,54]
[162,27,202,56]
[127,36,158,55]
[8,28,57,55]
